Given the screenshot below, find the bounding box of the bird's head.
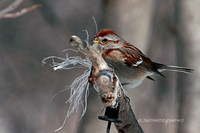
[93,29,125,49]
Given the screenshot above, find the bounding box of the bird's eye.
[103,38,108,42]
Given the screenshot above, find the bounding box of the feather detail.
[155,63,194,73]
[119,44,144,67]
[95,29,118,37]
[146,76,155,81]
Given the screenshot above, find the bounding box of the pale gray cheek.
[102,40,124,48]
[118,41,124,46]
[101,45,113,50]
[101,42,115,48]
[107,42,115,47]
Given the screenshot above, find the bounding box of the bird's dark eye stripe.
[113,40,119,44]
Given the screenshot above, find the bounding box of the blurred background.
[0,0,199,133]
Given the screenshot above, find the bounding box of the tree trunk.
[178,0,200,133]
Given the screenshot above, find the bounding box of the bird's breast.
[102,49,124,62]
[116,67,151,89]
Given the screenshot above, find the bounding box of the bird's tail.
[155,63,194,73]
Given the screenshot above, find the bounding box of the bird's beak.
[93,40,99,44]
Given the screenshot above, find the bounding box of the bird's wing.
[119,44,145,67]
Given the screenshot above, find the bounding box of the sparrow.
[93,29,193,89]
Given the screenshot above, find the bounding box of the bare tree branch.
[69,35,144,133]
[0,0,41,19]
[115,96,143,133]
[0,0,23,16]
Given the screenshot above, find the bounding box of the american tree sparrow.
[93,29,193,89]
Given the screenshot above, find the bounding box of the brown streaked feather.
[119,44,146,67]
[103,48,143,67]
[123,43,143,54]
